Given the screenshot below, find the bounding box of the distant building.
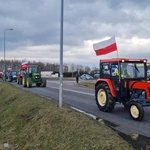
[41,71,58,78]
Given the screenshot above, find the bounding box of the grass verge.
[78,81,95,88]
[0,82,133,150]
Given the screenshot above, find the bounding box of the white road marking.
[71,107,98,119]
[49,86,94,96]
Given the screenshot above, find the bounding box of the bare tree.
[0,59,97,76]
[84,66,91,73]
[63,63,68,72]
[70,63,75,77]
[76,64,84,74]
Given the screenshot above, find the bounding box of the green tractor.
[22,65,46,88]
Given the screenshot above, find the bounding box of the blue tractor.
[8,70,17,82]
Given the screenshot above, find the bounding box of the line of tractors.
[2,62,46,88]
[1,58,150,121]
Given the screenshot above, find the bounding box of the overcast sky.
[0,0,150,69]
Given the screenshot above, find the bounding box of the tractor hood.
[32,73,40,76]
[32,73,41,79]
[129,81,150,101]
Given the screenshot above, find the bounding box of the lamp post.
[4,28,13,81]
[59,0,64,108]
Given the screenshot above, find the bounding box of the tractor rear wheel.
[22,76,27,87]
[95,83,116,112]
[129,101,144,121]
[26,78,32,88]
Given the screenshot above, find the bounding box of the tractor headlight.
[35,76,39,79]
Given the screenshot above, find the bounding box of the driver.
[116,63,131,77]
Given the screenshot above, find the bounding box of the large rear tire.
[95,83,116,112]
[129,101,144,121]
[26,78,32,88]
[22,76,27,87]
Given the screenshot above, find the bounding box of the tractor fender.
[129,81,150,101]
[95,78,116,97]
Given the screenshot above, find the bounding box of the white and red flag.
[21,61,28,70]
[93,36,117,56]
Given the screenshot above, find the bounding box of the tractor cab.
[95,58,150,121]
[26,65,41,80]
[27,65,40,74]
[99,58,147,99]
[8,70,17,82]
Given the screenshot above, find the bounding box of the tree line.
[0,59,99,77]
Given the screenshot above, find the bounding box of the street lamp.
[4,28,13,81]
[59,0,64,108]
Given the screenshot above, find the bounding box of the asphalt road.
[10,79,150,138]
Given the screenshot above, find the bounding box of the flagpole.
[115,39,121,83]
[117,50,121,82]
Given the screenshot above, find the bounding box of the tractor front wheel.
[95,83,116,112]
[129,101,144,121]
[41,78,46,87]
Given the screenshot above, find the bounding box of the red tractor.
[17,69,25,84]
[95,58,150,121]
[17,62,28,84]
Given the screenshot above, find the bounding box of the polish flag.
[93,36,117,56]
[21,61,28,66]
[21,61,28,70]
